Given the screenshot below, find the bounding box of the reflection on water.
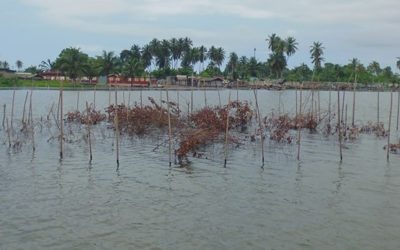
[0,89,400,249]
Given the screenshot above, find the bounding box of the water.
[0,89,400,250]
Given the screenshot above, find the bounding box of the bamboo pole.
[204,89,207,107]
[344,104,348,136]
[253,89,265,164]
[93,85,97,109]
[166,89,172,167]
[295,90,298,117]
[176,90,180,116]
[128,90,131,107]
[341,90,345,123]
[297,85,303,160]
[377,91,380,124]
[337,90,343,162]
[236,80,239,103]
[22,91,28,125]
[352,81,356,126]
[318,90,321,121]
[6,117,11,148]
[387,91,393,161]
[224,91,231,167]
[190,90,194,114]
[60,83,64,159]
[86,102,93,163]
[311,90,314,120]
[396,90,399,131]
[2,104,5,129]
[76,90,80,111]
[115,88,120,165]
[11,89,15,131]
[217,88,221,107]
[328,88,331,123]
[30,91,35,152]
[140,89,143,108]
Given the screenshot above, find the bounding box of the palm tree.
[99,50,117,76]
[141,44,152,70]
[350,58,360,82]
[198,46,208,72]
[15,60,23,71]
[213,47,225,70]
[396,57,400,72]
[84,57,100,84]
[284,37,298,64]
[39,59,55,72]
[266,33,281,52]
[310,41,325,80]
[226,52,238,80]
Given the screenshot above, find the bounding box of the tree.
[83,57,100,84]
[98,50,117,76]
[56,47,89,83]
[198,46,208,72]
[397,57,400,72]
[310,41,325,80]
[15,60,23,71]
[350,58,360,82]
[39,59,56,72]
[284,37,298,64]
[208,47,225,71]
[226,52,239,80]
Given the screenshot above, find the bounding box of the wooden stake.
[166,89,172,167]
[295,90,298,117]
[377,91,380,124]
[2,104,5,129]
[387,91,393,161]
[337,90,343,162]
[93,85,97,110]
[341,90,345,123]
[224,91,231,167]
[217,88,221,107]
[140,89,143,108]
[60,83,64,159]
[11,89,15,131]
[76,90,80,111]
[190,90,194,114]
[115,88,120,165]
[297,85,303,160]
[6,117,11,148]
[318,90,321,121]
[396,90,399,131]
[328,88,331,123]
[253,89,265,164]
[204,89,207,107]
[22,91,28,125]
[177,90,180,116]
[30,90,35,152]
[352,81,356,126]
[86,102,93,163]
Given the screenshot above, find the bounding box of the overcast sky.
[1,0,399,71]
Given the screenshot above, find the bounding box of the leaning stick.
[337,89,343,162]
[295,90,298,117]
[176,90,180,116]
[297,85,303,160]
[387,91,393,161]
[86,102,93,163]
[30,91,35,152]
[341,90,345,123]
[22,91,28,125]
[2,104,6,129]
[6,117,11,147]
[253,89,265,164]
[166,89,173,167]
[352,81,356,126]
[328,87,332,123]
[224,91,231,167]
[76,90,80,111]
[93,85,97,110]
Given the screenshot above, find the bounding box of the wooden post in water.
[190,90,194,114]
[341,90,345,124]
[6,117,11,147]
[396,90,399,131]
[166,89,172,167]
[60,83,64,159]
[176,90,180,116]
[22,91,28,125]
[328,88,331,123]
[204,89,207,107]
[297,85,303,161]
[114,88,120,165]
[377,91,380,124]
[86,102,93,163]
[140,89,143,108]
[337,90,343,162]
[224,91,231,167]
[318,90,321,121]
[352,81,356,126]
[29,90,35,152]
[93,85,97,110]
[311,90,314,120]
[2,104,6,129]
[387,91,393,161]
[253,89,265,164]
[295,90,298,117]
[76,90,80,111]
[217,87,221,107]
[11,90,15,131]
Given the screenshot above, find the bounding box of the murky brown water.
[1,89,400,250]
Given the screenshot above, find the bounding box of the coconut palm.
[350,58,360,82]
[266,33,281,52]
[15,60,23,71]
[284,37,298,65]
[141,44,152,70]
[198,46,208,72]
[99,50,118,76]
[39,59,56,72]
[310,41,325,80]
[226,52,239,79]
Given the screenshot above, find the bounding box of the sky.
[1,0,399,72]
